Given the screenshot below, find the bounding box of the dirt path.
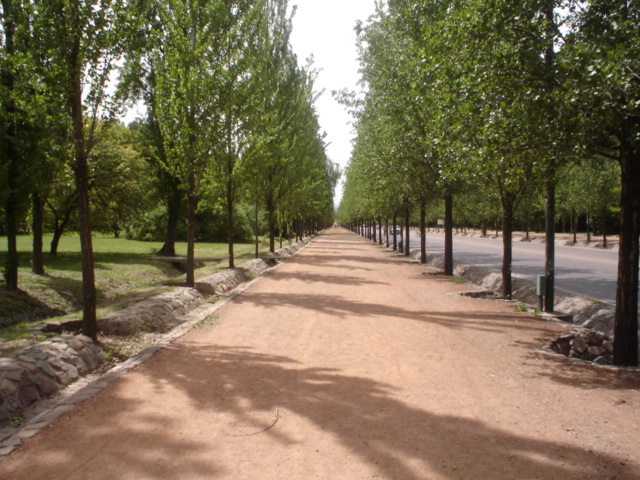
[2,228,639,480]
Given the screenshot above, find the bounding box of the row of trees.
[337,0,639,366]
[1,1,338,340]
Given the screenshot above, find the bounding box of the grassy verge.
[0,233,270,354]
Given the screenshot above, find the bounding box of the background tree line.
[337,0,638,366]
[1,1,338,340]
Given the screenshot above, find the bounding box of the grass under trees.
[0,233,269,355]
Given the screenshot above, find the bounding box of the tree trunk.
[444,193,454,275]
[419,199,426,264]
[267,193,276,253]
[32,191,45,275]
[186,180,197,288]
[404,208,410,257]
[76,164,97,340]
[47,194,76,256]
[613,150,639,367]
[544,180,556,312]
[70,44,97,341]
[385,218,389,248]
[501,200,514,300]
[254,198,259,259]
[4,196,19,289]
[543,0,557,313]
[50,227,63,257]
[2,4,19,290]
[392,213,397,252]
[378,216,382,245]
[226,178,235,269]
[159,179,181,257]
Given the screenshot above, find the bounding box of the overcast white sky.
[289,0,378,205]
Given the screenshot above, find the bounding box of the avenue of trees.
[1,1,337,340]
[338,0,639,366]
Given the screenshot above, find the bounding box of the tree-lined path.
[2,228,639,480]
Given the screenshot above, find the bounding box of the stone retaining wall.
[99,287,205,336]
[193,239,310,296]
[195,270,250,296]
[0,336,104,424]
[238,258,278,277]
[546,329,614,365]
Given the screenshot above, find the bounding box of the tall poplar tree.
[1,0,44,289]
[564,0,640,366]
[38,0,129,340]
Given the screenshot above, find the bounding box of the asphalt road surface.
[404,232,622,305]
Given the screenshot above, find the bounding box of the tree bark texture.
[31,192,45,275]
[544,180,556,312]
[70,32,97,341]
[444,193,453,275]
[2,1,19,289]
[159,179,181,257]
[186,176,197,288]
[613,150,639,366]
[404,208,410,257]
[392,213,397,252]
[226,178,235,269]
[385,218,389,248]
[419,199,426,264]
[501,201,514,300]
[267,193,276,253]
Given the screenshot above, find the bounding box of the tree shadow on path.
[234,291,554,337]
[80,345,640,479]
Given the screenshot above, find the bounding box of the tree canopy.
[1,0,337,335]
[339,0,639,366]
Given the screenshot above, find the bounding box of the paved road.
[3,228,639,480]
[403,232,622,305]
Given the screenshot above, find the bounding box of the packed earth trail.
[1,228,639,480]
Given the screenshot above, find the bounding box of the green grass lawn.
[0,233,270,351]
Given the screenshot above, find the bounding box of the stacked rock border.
[407,247,631,366]
[546,329,614,365]
[0,237,313,441]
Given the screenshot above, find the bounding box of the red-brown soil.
[1,228,639,480]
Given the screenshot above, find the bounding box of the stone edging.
[0,336,104,429]
[99,288,206,336]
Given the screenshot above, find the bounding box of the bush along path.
[0,238,313,447]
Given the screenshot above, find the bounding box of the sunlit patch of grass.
[1,233,269,350]
[514,303,528,312]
